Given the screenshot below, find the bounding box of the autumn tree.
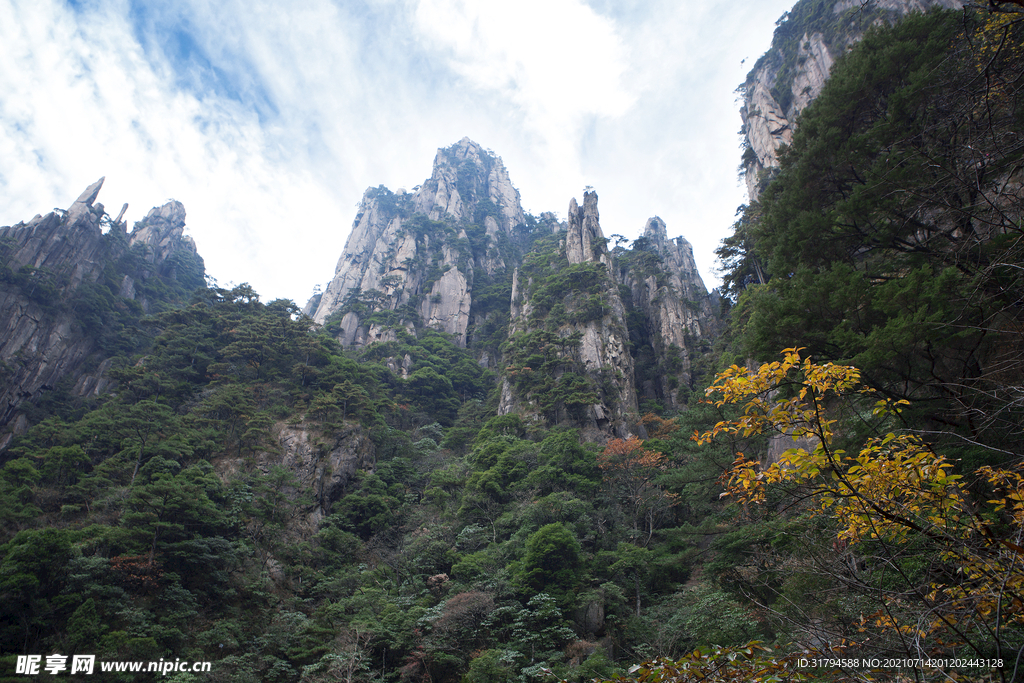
[583,643,827,683]
[599,437,678,545]
[695,349,1024,677]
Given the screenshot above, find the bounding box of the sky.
[0,0,794,305]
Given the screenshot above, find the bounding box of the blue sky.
[0,0,794,305]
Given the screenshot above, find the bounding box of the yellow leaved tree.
[693,349,1024,678]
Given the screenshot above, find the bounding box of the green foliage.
[715,204,766,301]
[11,16,1024,679]
[366,185,412,217]
[526,430,601,496]
[501,330,606,425]
[725,8,1024,457]
[3,206,725,682]
[745,0,912,116]
[519,237,611,328]
[515,523,583,608]
[330,473,403,540]
[463,648,511,683]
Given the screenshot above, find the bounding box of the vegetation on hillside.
[696,6,1024,681]
[0,280,746,683]
[2,6,1023,683]
[724,7,1024,461]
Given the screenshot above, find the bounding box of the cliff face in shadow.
[618,217,717,413]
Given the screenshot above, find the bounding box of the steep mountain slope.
[0,164,721,682]
[739,0,962,200]
[0,178,204,441]
[728,8,1024,458]
[306,139,718,437]
[692,9,1024,671]
[618,217,716,412]
[307,138,531,348]
[499,191,639,440]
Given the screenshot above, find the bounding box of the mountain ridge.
[0,178,204,441]
[303,138,718,438]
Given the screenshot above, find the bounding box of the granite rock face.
[0,179,204,441]
[215,419,376,533]
[413,137,526,237]
[565,193,614,273]
[740,0,962,200]
[308,141,719,439]
[499,192,639,441]
[620,217,716,411]
[310,138,528,347]
[129,200,195,267]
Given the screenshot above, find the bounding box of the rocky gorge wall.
[497,192,719,439]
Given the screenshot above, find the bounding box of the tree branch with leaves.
[694,349,1024,676]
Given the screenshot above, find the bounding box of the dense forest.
[1,4,1023,683]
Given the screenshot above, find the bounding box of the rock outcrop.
[499,192,639,441]
[216,419,376,532]
[619,217,716,411]
[565,195,614,273]
[306,140,719,438]
[0,179,204,442]
[309,138,528,348]
[413,137,526,236]
[740,0,962,200]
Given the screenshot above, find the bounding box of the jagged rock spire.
[566,191,613,274]
[501,191,638,441]
[0,181,204,438]
[309,139,528,348]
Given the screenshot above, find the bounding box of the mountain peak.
[0,183,205,432]
[412,138,525,231]
[642,216,668,242]
[67,177,106,225]
[74,177,105,206]
[442,137,488,162]
[566,191,612,272]
[310,139,528,334]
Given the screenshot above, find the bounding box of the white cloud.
[413,0,633,121]
[0,0,795,302]
[0,0,348,303]
[409,0,636,211]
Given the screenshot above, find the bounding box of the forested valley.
[1,4,1023,682]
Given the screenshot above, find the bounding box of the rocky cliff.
[740,0,962,200]
[308,138,529,348]
[0,178,205,442]
[618,217,716,412]
[306,140,719,438]
[216,419,376,534]
[499,192,638,440]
